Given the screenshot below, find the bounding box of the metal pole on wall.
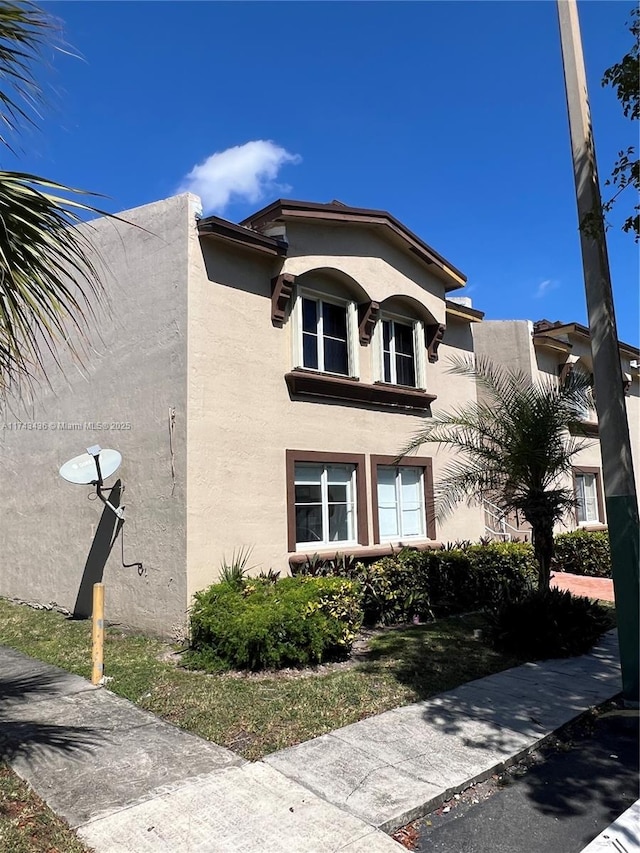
[557,0,639,703]
[91,582,105,686]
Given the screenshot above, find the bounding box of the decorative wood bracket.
[623,377,631,396]
[358,301,380,345]
[558,361,575,384]
[271,273,296,326]
[426,324,445,363]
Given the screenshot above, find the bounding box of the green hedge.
[185,576,362,672]
[318,542,538,626]
[551,530,611,578]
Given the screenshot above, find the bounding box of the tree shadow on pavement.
[514,706,639,848]
[0,671,101,765]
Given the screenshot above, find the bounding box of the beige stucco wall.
[0,195,191,634]
[185,225,482,598]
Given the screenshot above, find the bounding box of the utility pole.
[557,0,639,704]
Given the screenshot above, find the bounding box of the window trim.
[370,455,436,543]
[572,466,605,526]
[286,450,369,552]
[292,287,359,379]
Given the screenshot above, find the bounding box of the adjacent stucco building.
[473,318,640,533]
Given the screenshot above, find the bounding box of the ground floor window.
[371,455,436,543]
[376,466,425,539]
[286,451,368,552]
[573,468,603,524]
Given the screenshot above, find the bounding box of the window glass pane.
[295,484,321,504]
[327,483,347,503]
[383,352,392,383]
[583,474,598,522]
[296,506,323,543]
[324,338,348,374]
[302,298,318,333]
[382,320,391,350]
[394,322,414,355]
[377,468,397,505]
[400,468,422,503]
[396,353,416,387]
[401,507,423,536]
[379,506,398,539]
[295,464,322,484]
[326,465,353,484]
[322,302,347,339]
[303,332,318,369]
[328,503,353,542]
[575,475,587,522]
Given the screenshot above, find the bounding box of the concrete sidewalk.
[0,632,622,852]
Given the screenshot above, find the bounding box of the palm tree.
[403,356,593,593]
[0,3,106,391]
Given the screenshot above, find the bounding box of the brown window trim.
[285,369,436,411]
[572,466,605,526]
[568,420,599,437]
[286,450,369,553]
[370,455,436,543]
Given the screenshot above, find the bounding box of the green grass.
[0,763,90,852]
[0,599,521,761]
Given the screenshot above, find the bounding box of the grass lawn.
[0,598,520,761]
[0,763,90,853]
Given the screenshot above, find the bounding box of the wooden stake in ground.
[91,582,105,685]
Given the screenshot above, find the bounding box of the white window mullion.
[395,468,403,536]
[347,300,360,379]
[321,466,329,542]
[413,320,426,390]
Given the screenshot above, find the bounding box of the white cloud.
[178,140,302,215]
[534,279,559,298]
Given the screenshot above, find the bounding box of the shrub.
[348,542,537,626]
[552,530,611,578]
[185,576,362,672]
[485,588,614,660]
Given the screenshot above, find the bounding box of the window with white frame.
[377,465,426,540]
[573,471,602,524]
[293,290,359,378]
[575,471,600,523]
[373,314,426,389]
[294,462,357,546]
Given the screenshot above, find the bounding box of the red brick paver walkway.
[551,571,615,602]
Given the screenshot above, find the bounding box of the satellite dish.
[59,448,122,485]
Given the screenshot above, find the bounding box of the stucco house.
[1,194,637,634]
[0,194,488,634]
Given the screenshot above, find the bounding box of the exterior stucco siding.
[0,195,191,634]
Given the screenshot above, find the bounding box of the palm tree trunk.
[531,521,555,594]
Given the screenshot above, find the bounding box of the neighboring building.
[0,194,486,634]
[473,319,640,534]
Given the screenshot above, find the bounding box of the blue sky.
[20,1,639,344]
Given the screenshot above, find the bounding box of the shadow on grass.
[0,669,101,765]
[358,614,518,703]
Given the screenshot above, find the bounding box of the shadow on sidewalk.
[0,671,101,764]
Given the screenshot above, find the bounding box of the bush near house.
[186,576,362,672]
[485,587,614,659]
[551,530,612,578]
[295,542,537,626]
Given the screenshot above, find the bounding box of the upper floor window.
[293,290,359,378]
[374,314,426,389]
[382,319,416,387]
